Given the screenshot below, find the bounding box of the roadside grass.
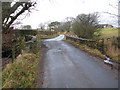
[104,40,119,63]
[111,56,120,64]
[64,28,119,63]
[2,35,41,88]
[99,28,119,38]
[65,39,120,63]
[99,28,119,63]
[2,52,41,88]
[64,40,106,60]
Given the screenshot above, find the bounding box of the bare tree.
[63,17,74,32]
[38,23,46,31]
[97,1,119,27]
[2,1,36,32]
[72,13,100,39]
[56,17,74,32]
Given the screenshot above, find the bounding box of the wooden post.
[102,39,105,54]
[12,45,15,63]
[19,37,25,54]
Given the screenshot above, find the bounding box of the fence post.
[12,45,15,63]
[19,37,25,54]
[101,39,105,54]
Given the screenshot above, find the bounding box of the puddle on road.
[53,49,64,54]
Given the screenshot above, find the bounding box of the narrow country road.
[42,35,118,88]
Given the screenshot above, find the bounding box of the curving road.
[42,35,118,88]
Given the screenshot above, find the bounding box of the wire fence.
[2,36,38,66]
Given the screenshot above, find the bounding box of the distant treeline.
[16,29,57,36]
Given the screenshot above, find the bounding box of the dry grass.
[99,28,119,63]
[2,52,40,88]
[104,39,119,63]
[65,39,120,63]
[2,36,41,88]
[65,40,106,60]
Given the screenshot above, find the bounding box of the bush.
[72,13,100,39]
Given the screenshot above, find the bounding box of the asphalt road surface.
[42,35,118,88]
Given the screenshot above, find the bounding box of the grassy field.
[99,28,119,39]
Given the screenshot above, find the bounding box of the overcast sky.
[18,0,118,29]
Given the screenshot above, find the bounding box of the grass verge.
[110,56,120,64]
[2,33,42,88]
[65,40,106,60]
[2,52,41,88]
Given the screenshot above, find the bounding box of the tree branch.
[3,2,36,31]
